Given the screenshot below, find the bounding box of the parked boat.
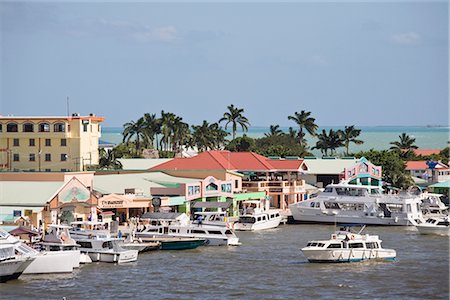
[420,193,448,218]
[234,200,282,231]
[120,238,161,252]
[139,237,206,250]
[289,182,425,226]
[301,225,396,263]
[416,216,450,236]
[0,243,34,282]
[192,211,233,227]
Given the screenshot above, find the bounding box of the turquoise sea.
[101,126,449,156]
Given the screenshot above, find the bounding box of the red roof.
[150,151,304,172]
[405,161,428,170]
[414,149,441,156]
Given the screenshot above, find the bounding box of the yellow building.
[0,114,104,172]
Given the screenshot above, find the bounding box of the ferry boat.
[233,200,282,231]
[0,234,35,282]
[301,226,396,263]
[416,216,450,236]
[136,213,240,246]
[289,182,424,226]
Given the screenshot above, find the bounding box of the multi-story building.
[0,114,104,172]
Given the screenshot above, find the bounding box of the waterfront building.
[300,157,359,187]
[342,157,382,187]
[405,161,450,184]
[0,114,104,172]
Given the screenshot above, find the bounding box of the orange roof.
[150,151,304,172]
[405,161,429,170]
[413,149,441,156]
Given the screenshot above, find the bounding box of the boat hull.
[416,225,450,236]
[234,218,281,231]
[302,249,396,263]
[23,250,79,274]
[160,239,205,250]
[0,257,34,283]
[87,250,138,263]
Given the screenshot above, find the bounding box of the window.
[45,169,51,172]
[29,138,35,146]
[235,180,239,189]
[22,123,34,132]
[348,243,364,248]
[45,153,51,161]
[38,123,50,132]
[45,139,51,146]
[207,230,222,235]
[7,123,18,132]
[77,241,92,249]
[13,138,19,146]
[29,154,35,161]
[327,243,342,249]
[13,154,19,161]
[54,123,65,132]
[0,124,2,132]
[82,121,89,132]
[61,139,67,146]
[61,154,67,161]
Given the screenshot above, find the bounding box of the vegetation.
[339,125,364,156]
[389,133,418,159]
[219,104,251,140]
[288,110,318,146]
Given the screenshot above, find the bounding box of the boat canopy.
[192,201,232,209]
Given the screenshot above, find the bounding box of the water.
[1,225,448,299]
[101,126,449,155]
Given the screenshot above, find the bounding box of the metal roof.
[191,201,232,209]
[118,158,173,170]
[0,181,63,207]
[302,158,358,175]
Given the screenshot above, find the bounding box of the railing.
[242,180,305,192]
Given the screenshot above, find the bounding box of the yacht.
[136,213,240,246]
[192,211,232,227]
[233,200,282,231]
[0,235,35,282]
[289,182,425,226]
[301,225,396,263]
[420,193,448,218]
[416,216,450,236]
[69,222,138,263]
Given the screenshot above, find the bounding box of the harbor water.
[1,224,448,299]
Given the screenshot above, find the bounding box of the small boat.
[301,225,396,263]
[416,217,450,236]
[138,237,205,250]
[0,244,35,283]
[120,238,161,252]
[233,200,282,231]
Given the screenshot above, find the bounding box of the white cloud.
[391,32,421,46]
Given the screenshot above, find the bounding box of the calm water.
[1,225,448,299]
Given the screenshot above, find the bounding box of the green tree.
[265,125,283,138]
[142,113,161,150]
[191,121,227,152]
[219,104,250,140]
[338,125,364,156]
[390,133,418,158]
[287,110,318,146]
[122,117,148,152]
[313,129,344,156]
[226,135,256,152]
[98,148,123,170]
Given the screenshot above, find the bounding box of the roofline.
[0,116,104,122]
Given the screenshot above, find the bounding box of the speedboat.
[0,241,35,282]
[416,217,450,236]
[233,200,282,231]
[289,181,425,226]
[138,236,206,250]
[301,225,396,263]
[420,193,448,218]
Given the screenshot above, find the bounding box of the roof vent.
[72,113,80,117]
[268,156,281,160]
[89,113,96,116]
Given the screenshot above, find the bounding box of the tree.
[122,117,148,152]
[191,121,227,152]
[142,113,161,150]
[219,104,250,140]
[390,133,418,158]
[264,125,283,138]
[98,148,123,170]
[338,125,364,156]
[287,110,318,146]
[313,129,344,156]
[226,135,256,152]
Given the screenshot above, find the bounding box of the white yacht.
[289,182,425,226]
[233,200,282,231]
[420,193,448,218]
[193,211,232,227]
[136,213,240,246]
[0,238,35,282]
[416,216,450,236]
[0,228,77,274]
[301,226,396,263]
[70,222,138,263]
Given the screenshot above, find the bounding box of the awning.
[141,212,183,220]
[191,201,232,209]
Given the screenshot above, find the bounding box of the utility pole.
[67,96,70,117]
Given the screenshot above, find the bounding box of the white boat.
[301,226,396,263]
[70,222,138,263]
[0,228,77,274]
[193,211,233,227]
[416,216,450,236]
[289,182,425,226]
[136,213,240,246]
[420,193,448,218]
[40,224,83,267]
[0,243,34,282]
[233,200,282,231]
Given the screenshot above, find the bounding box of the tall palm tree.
[122,117,148,151]
[98,149,123,170]
[287,110,318,146]
[219,104,250,140]
[338,125,364,156]
[288,127,298,139]
[172,117,191,153]
[313,129,344,156]
[159,111,176,151]
[142,113,161,149]
[264,125,283,138]
[192,121,215,152]
[390,133,418,157]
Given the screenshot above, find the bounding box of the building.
[0,114,104,172]
[301,157,359,187]
[405,161,450,184]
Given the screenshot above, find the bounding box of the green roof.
[429,180,450,188]
[0,181,63,207]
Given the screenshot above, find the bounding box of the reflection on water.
[1,225,448,300]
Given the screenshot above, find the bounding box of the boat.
[420,193,448,218]
[301,225,396,263]
[69,222,138,263]
[139,237,206,250]
[289,182,425,226]
[136,213,240,246]
[233,200,282,231]
[192,211,233,227]
[120,237,161,252]
[0,239,35,282]
[416,216,450,236]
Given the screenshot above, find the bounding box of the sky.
[1,1,448,127]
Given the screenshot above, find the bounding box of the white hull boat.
[416,217,450,236]
[87,250,138,264]
[23,250,79,274]
[0,244,35,282]
[234,200,282,231]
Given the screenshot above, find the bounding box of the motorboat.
[416,216,450,236]
[0,228,77,274]
[136,213,240,246]
[301,225,396,263]
[289,182,425,226]
[192,211,233,227]
[138,237,206,250]
[0,242,34,282]
[420,193,448,218]
[120,237,161,252]
[69,221,111,239]
[70,222,138,263]
[233,200,282,231]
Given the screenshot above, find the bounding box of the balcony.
[242,180,305,194]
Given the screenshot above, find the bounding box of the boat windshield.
[239,216,256,224]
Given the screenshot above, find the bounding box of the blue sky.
[1,1,448,127]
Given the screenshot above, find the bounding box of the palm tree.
[219,104,250,140]
[122,117,148,152]
[191,121,215,152]
[98,149,123,170]
[159,111,176,151]
[313,129,344,156]
[390,133,418,158]
[172,117,191,153]
[287,127,298,139]
[142,113,161,149]
[287,110,318,146]
[264,125,283,137]
[338,125,364,156]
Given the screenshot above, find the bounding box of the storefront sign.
[100,200,124,208]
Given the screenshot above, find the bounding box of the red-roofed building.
[413,149,441,156]
[405,160,450,184]
[150,151,309,210]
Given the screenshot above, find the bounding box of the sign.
[100,199,124,208]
